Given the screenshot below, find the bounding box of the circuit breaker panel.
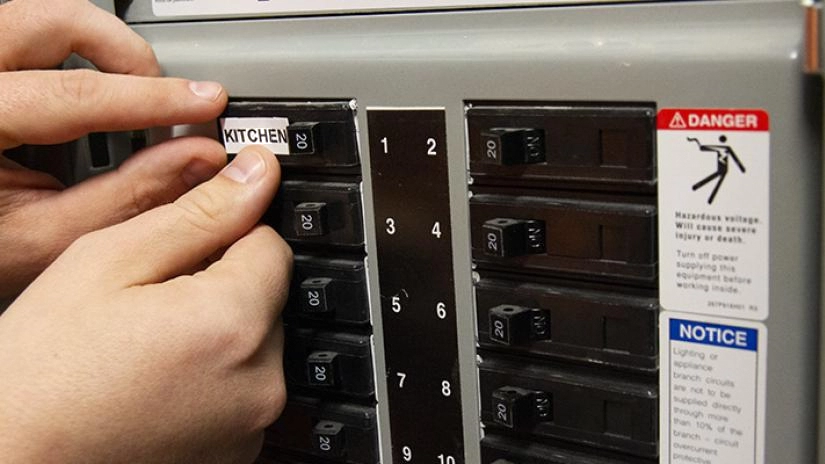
[469,102,659,463]
[105,1,822,463]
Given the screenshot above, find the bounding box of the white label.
[219,117,290,155]
[152,0,556,17]
[657,109,770,320]
[660,312,766,464]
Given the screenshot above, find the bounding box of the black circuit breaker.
[467,101,659,464]
[219,100,379,464]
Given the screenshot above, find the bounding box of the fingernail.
[220,150,265,184]
[181,159,220,188]
[189,81,223,101]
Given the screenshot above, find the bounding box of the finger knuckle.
[274,232,294,264]
[125,174,167,217]
[58,228,113,272]
[260,227,294,282]
[64,228,103,257]
[189,292,258,357]
[135,41,160,74]
[193,284,267,357]
[274,236,294,291]
[172,188,223,236]
[251,369,287,430]
[58,69,103,106]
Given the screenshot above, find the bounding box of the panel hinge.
[804,0,823,75]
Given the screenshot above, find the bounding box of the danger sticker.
[657,108,770,320]
[659,109,769,132]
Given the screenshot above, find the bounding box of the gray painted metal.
[92,0,115,13]
[122,1,820,462]
[119,0,659,22]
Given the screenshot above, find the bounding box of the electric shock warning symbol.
[688,135,746,204]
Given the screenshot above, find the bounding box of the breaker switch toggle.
[300,277,336,315]
[287,121,322,155]
[491,386,553,429]
[307,351,339,387]
[294,202,329,237]
[489,304,551,346]
[312,420,346,457]
[481,128,545,165]
[482,218,546,257]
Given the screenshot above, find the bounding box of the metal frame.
[118,1,821,462]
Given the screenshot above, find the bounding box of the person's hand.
[0,146,292,464]
[0,0,230,298]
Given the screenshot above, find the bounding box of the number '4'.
[432,221,442,239]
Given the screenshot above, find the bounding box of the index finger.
[0,70,227,149]
[0,0,160,76]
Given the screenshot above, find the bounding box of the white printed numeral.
[441,380,452,397]
[438,454,456,464]
[307,290,321,308]
[492,319,506,340]
[300,214,314,231]
[485,138,498,160]
[436,302,447,320]
[431,221,442,239]
[295,133,309,150]
[427,137,437,156]
[319,435,331,452]
[496,401,510,422]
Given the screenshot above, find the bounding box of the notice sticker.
[660,312,766,464]
[657,109,770,320]
[219,117,290,155]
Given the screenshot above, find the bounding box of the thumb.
[61,145,281,289]
[41,137,228,234]
[0,138,227,298]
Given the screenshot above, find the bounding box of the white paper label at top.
[220,117,290,155]
[657,109,770,320]
[152,0,553,17]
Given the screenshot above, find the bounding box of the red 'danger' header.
[657,108,769,131]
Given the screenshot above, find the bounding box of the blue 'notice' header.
[670,318,758,351]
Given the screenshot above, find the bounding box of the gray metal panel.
[92,0,115,13]
[128,1,820,462]
[118,0,659,23]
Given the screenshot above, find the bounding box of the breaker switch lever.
[287,121,322,155]
[483,218,546,257]
[489,304,550,346]
[306,351,339,387]
[312,420,346,457]
[491,386,553,429]
[481,127,545,165]
[294,202,329,237]
[300,277,336,315]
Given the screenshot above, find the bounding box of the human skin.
[0,0,233,298]
[0,1,292,462]
[0,147,292,463]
